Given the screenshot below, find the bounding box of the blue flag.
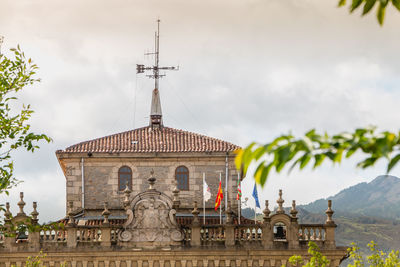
[252,184,260,208]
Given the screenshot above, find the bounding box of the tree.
[0,45,51,195]
[338,0,400,25]
[235,127,400,187]
[286,241,400,267]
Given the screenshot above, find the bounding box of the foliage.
[0,45,51,195]
[286,241,400,267]
[347,241,400,266]
[287,241,330,267]
[235,127,400,187]
[338,0,400,25]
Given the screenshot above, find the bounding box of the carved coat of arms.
[119,182,183,247]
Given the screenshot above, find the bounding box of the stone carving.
[119,177,183,246]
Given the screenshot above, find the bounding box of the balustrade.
[298,224,325,241]
[200,225,225,242]
[76,227,102,242]
[40,229,67,242]
[235,224,263,242]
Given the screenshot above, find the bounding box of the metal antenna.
[0,36,4,55]
[136,19,179,91]
[136,19,179,128]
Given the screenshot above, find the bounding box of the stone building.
[55,86,240,218]
[0,22,348,266]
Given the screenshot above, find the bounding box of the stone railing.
[76,227,102,242]
[40,229,67,242]
[200,225,225,245]
[298,224,326,241]
[0,191,339,252]
[235,224,263,242]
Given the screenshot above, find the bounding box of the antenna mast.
[136,19,178,128]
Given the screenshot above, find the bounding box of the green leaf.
[313,154,326,169]
[392,0,400,11]
[351,0,364,11]
[387,153,400,173]
[338,0,347,6]
[300,153,312,169]
[363,0,377,15]
[377,2,386,25]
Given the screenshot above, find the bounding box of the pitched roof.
[60,126,240,154]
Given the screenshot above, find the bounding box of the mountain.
[300,175,400,220]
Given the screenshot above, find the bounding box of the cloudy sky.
[1,0,400,222]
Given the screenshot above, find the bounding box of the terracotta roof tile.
[60,126,240,153]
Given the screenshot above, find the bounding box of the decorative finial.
[276,189,285,214]
[172,179,180,209]
[325,200,334,225]
[102,202,111,225]
[17,192,26,216]
[290,200,298,219]
[4,202,12,222]
[191,201,200,225]
[263,200,271,222]
[123,185,132,210]
[31,202,39,224]
[148,170,156,190]
[67,201,75,226]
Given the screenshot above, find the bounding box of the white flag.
[203,179,211,202]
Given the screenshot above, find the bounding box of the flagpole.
[254,184,257,225]
[203,172,206,225]
[225,155,228,217]
[254,198,257,224]
[219,172,222,225]
[238,173,240,225]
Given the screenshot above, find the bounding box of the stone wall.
[60,153,238,214]
[0,248,346,267]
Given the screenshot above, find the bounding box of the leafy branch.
[235,127,400,187]
[338,0,400,25]
[0,45,52,194]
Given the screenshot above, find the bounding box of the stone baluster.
[28,202,40,249]
[225,201,235,247]
[262,200,273,249]
[324,200,336,249]
[289,200,299,249]
[101,202,111,247]
[66,201,77,248]
[190,201,201,247]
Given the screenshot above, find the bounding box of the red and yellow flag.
[215,181,223,211]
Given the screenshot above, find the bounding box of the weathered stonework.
[58,153,238,215]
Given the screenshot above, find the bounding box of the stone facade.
[0,187,348,266]
[58,152,238,215]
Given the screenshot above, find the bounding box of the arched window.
[175,166,189,191]
[118,166,132,191]
[273,222,287,240]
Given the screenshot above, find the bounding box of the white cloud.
[1,0,400,222]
